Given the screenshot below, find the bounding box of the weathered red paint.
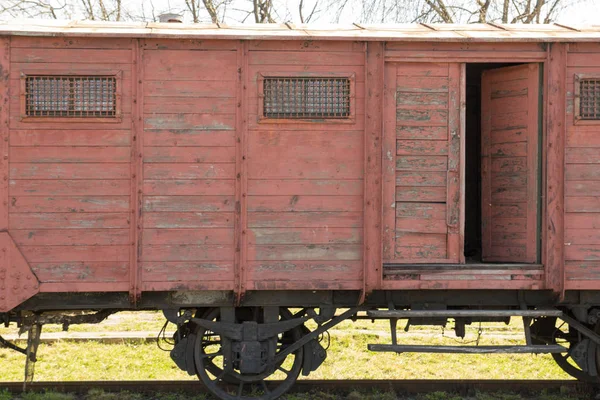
[0,232,39,311]
[481,64,540,263]
[362,41,384,301]
[2,25,600,312]
[0,37,9,233]
[234,40,249,304]
[384,62,464,264]
[130,39,143,302]
[562,41,600,292]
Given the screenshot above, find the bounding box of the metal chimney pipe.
[158,13,183,23]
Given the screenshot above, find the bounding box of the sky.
[2,0,600,25]
[560,0,600,24]
[146,0,600,25]
[155,0,600,25]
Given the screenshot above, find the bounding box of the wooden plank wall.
[564,43,600,289]
[140,39,238,291]
[244,40,365,290]
[382,42,548,291]
[3,37,565,296]
[545,43,566,295]
[481,64,539,263]
[391,62,461,263]
[8,37,134,292]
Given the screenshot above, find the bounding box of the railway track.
[0,380,597,397]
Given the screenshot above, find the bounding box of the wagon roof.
[1,20,600,42]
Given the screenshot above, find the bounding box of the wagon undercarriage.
[4,302,600,399]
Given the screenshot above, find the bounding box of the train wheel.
[531,316,600,382]
[194,308,240,385]
[194,307,304,400]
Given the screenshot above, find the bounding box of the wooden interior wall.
[564,43,600,289]
[244,41,365,290]
[139,40,238,291]
[8,37,134,292]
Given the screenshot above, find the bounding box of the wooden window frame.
[19,70,122,123]
[257,72,356,124]
[574,73,600,125]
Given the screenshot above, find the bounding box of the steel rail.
[0,380,595,396]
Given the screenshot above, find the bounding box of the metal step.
[367,309,563,319]
[368,344,567,354]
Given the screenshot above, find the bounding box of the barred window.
[579,78,600,120]
[263,77,350,119]
[25,76,117,118]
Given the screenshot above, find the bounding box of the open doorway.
[464,63,542,264]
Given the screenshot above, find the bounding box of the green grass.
[0,390,13,400]
[0,312,573,382]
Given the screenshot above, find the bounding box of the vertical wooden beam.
[458,63,466,264]
[446,63,463,263]
[481,69,493,263]
[0,37,9,312]
[382,63,397,262]
[129,39,143,303]
[545,43,566,297]
[526,63,541,263]
[361,41,384,303]
[0,37,9,232]
[234,41,249,305]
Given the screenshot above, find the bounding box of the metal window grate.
[25,75,117,118]
[263,77,350,119]
[580,78,600,120]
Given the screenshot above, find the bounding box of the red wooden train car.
[2,20,600,399]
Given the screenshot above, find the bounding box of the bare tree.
[0,0,151,21]
[80,0,123,21]
[183,0,233,23]
[298,0,319,23]
[252,0,275,23]
[0,0,71,19]
[326,0,584,25]
[184,0,203,22]
[0,0,590,25]
[201,0,219,22]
